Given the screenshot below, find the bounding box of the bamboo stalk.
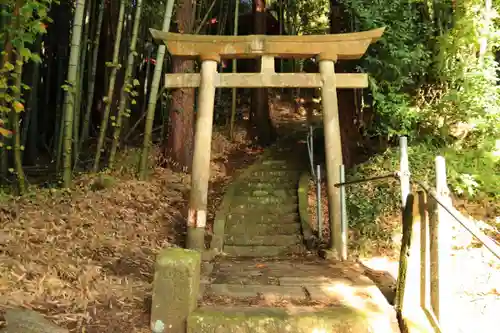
[93,0,126,172]
[61,0,86,186]
[108,0,143,169]
[73,0,93,166]
[80,0,104,150]
[138,0,175,179]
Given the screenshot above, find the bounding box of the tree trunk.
[329,0,364,168]
[248,0,275,146]
[165,0,195,172]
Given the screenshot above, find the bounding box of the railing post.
[429,156,452,332]
[418,191,430,311]
[395,193,415,313]
[339,164,348,261]
[316,164,323,242]
[399,136,411,209]
[307,126,315,178]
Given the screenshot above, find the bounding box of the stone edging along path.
[298,171,318,250]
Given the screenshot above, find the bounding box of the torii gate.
[150,28,385,255]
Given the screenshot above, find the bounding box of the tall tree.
[249,0,275,146]
[165,0,195,172]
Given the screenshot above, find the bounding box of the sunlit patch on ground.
[358,215,499,333]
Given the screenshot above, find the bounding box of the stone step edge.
[224,234,302,246]
[225,223,301,233]
[188,306,400,333]
[223,244,305,257]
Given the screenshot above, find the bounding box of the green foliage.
[268,0,330,35]
[343,0,499,154]
[338,0,499,202]
[0,0,54,139]
[342,0,433,138]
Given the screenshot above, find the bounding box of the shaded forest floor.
[0,94,305,332]
[307,178,499,333]
[0,124,261,332]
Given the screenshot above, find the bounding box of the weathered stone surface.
[226,213,299,225]
[151,248,201,333]
[229,203,297,215]
[225,222,301,236]
[212,259,364,280]
[250,170,300,178]
[224,234,301,246]
[261,159,288,166]
[238,180,297,191]
[245,176,298,184]
[212,273,280,286]
[231,195,297,206]
[187,305,400,333]
[2,309,68,333]
[206,284,306,301]
[279,276,352,286]
[223,245,304,257]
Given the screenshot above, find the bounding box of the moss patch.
[151,248,201,333]
[298,172,317,249]
[188,305,398,333]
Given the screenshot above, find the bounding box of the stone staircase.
[222,146,306,257]
[187,140,400,333]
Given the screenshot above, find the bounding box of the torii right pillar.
[318,53,343,257]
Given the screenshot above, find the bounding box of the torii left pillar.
[186,55,219,250]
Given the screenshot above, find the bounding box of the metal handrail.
[306,125,315,178]
[413,180,500,260]
[334,172,399,187]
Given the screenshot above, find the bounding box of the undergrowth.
[345,141,500,256]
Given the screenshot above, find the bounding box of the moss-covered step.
[242,177,298,186]
[226,213,300,225]
[188,305,400,333]
[237,181,297,191]
[225,222,301,236]
[223,244,305,257]
[229,203,298,215]
[233,188,297,198]
[249,170,301,178]
[231,195,298,206]
[204,284,307,301]
[224,234,302,246]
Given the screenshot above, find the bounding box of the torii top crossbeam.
[150,28,384,60]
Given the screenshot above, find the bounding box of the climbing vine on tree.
[0,0,53,192]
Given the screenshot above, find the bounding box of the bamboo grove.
[0,0,304,193]
[1,0,499,196]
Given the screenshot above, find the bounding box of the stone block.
[151,247,201,333]
[2,309,68,333]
